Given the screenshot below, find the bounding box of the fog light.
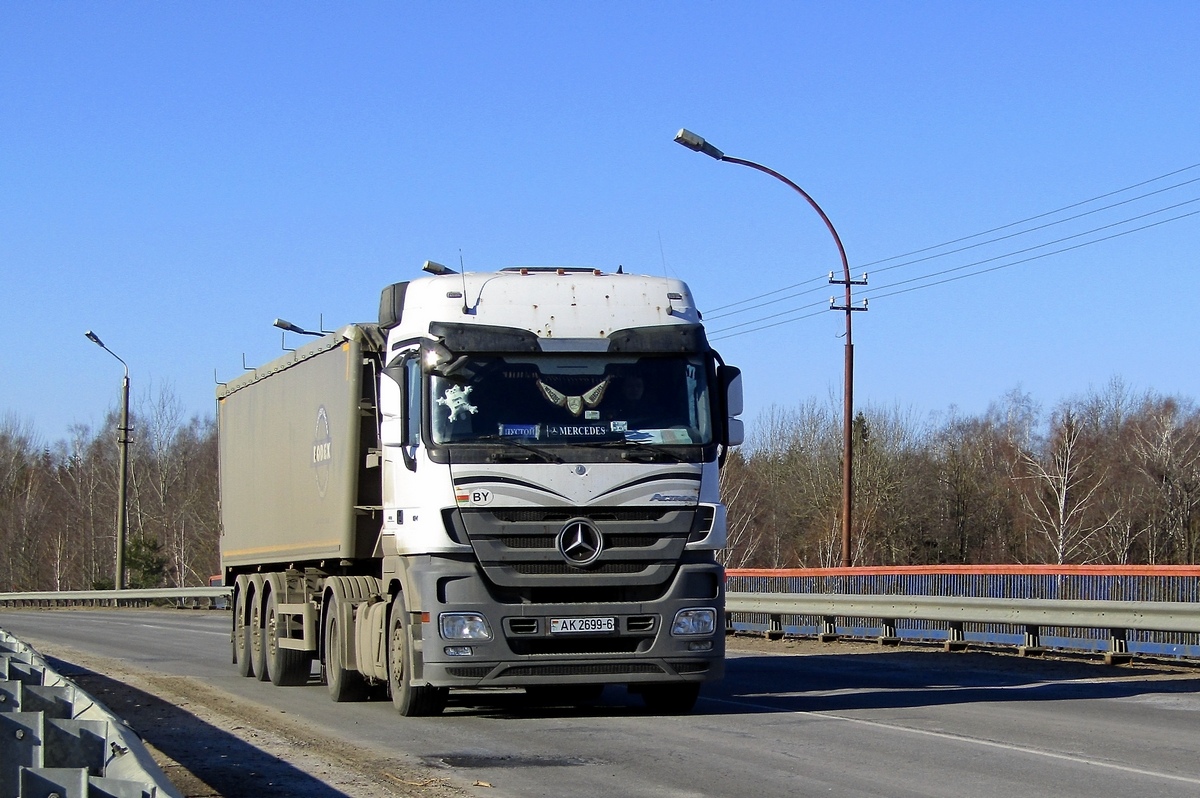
[672,608,716,636]
[440,612,492,640]
[444,646,473,657]
[688,640,714,652]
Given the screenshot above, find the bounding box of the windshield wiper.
[466,435,562,463]
[589,438,687,462]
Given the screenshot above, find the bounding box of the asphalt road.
[2,608,1199,798]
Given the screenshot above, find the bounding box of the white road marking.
[705,695,1200,786]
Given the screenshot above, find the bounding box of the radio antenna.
[459,250,469,314]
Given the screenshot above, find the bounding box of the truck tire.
[266,590,311,686]
[251,594,269,682]
[388,592,447,716]
[323,596,368,702]
[640,683,700,714]
[230,590,238,665]
[234,586,254,678]
[234,588,253,677]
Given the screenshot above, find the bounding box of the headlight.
[671,608,716,636]
[439,612,492,641]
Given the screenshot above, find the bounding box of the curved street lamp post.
[85,330,130,590]
[674,129,866,567]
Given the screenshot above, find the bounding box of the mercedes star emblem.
[557,519,603,567]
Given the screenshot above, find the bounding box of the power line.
[705,279,828,321]
[709,296,829,335]
[703,161,1200,320]
[859,162,1200,269]
[861,196,1200,298]
[710,307,828,341]
[865,175,1200,279]
[706,274,826,315]
[864,208,1200,304]
[709,206,1200,342]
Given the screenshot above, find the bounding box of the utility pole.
[85,331,130,589]
[829,276,867,567]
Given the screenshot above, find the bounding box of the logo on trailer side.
[312,406,333,498]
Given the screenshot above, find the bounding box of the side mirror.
[379,372,404,440]
[718,365,744,448]
[380,363,417,471]
[720,366,743,417]
[725,417,745,447]
[420,339,466,376]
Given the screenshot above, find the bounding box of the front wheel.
[388,593,447,716]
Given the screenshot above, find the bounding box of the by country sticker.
[457,489,494,505]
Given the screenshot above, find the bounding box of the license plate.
[550,616,616,634]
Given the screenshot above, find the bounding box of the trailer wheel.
[323,596,368,702]
[266,590,312,686]
[234,585,253,677]
[388,593,447,716]
[251,595,269,681]
[230,591,238,665]
[639,683,700,714]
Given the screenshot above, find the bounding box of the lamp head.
[674,128,724,160]
[84,330,104,347]
[273,317,324,337]
[423,260,455,275]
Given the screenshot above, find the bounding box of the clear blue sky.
[4,3,1198,444]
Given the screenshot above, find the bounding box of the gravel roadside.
[25,637,470,798]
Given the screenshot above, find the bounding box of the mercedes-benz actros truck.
[219,263,743,715]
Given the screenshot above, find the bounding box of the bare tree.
[717,450,764,568]
[0,416,53,589]
[1132,398,1200,564]
[1015,410,1111,564]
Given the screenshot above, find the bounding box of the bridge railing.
[726,565,1200,663]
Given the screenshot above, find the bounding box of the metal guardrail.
[1,626,184,798]
[725,592,1200,663]
[727,592,1200,633]
[725,566,1200,662]
[0,587,231,606]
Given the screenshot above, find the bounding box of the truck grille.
[499,533,662,549]
[508,618,540,635]
[509,637,646,655]
[446,665,495,679]
[489,508,667,523]
[670,661,711,675]
[458,506,697,591]
[499,663,664,678]
[512,563,647,576]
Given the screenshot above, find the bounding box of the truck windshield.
[429,353,713,447]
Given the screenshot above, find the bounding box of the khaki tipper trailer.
[219,265,744,715]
